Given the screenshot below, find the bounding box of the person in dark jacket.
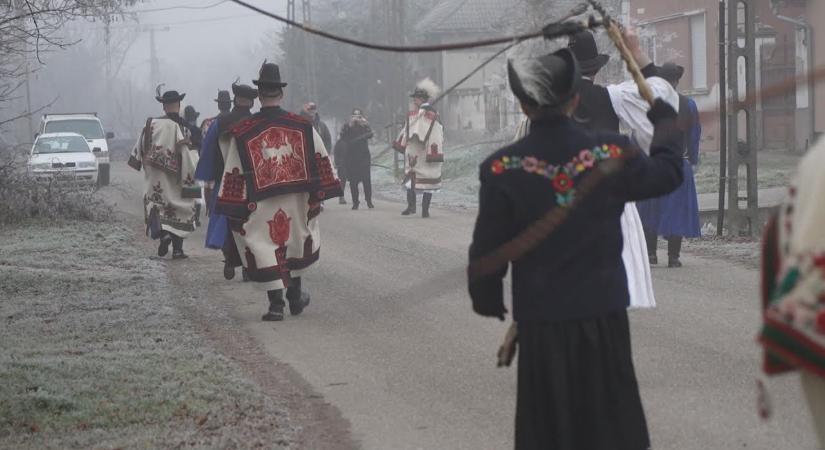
[468,47,684,450]
[339,108,374,209]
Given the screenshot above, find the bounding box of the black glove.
[472,300,508,321]
[646,98,678,125]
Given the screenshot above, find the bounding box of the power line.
[130,0,229,14]
[228,0,604,53]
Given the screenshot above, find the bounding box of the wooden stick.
[497,323,518,368]
[589,0,656,106]
[605,21,655,106]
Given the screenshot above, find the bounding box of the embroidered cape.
[760,137,825,378]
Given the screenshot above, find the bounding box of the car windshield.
[44,119,104,139]
[33,136,90,154]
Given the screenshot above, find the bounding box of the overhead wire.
[227,0,603,53]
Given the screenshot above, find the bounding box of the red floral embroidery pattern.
[268,209,291,247]
[221,168,245,202]
[314,153,337,187]
[246,127,309,191]
[552,173,573,193]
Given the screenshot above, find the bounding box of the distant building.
[413,0,517,133]
[628,0,821,152]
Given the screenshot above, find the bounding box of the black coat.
[468,115,684,322]
[339,122,373,183]
[573,78,620,133]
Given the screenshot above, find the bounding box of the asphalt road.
[106,161,819,450]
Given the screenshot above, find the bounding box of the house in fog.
[411,0,519,134]
[628,0,822,152]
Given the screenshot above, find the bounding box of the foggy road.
[106,161,820,450]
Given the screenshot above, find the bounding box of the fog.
[13,0,288,140]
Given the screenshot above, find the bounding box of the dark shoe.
[366,201,374,209]
[339,197,347,205]
[158,237,171,257]
[172,251,188,260]
[261,310,284,321]
[649,255,658,265]
[422,210,430,218]
[287,291,311,316]
[668,258,683,268]
[223,263,235,280]
[263,290,286,321]
[402,189,416,215]
[352,202,359,210]
[242,268,250,282]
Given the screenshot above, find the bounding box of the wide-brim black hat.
[232,83,258,100]
[253,62,287,88]
[156,90,186,104]
[508,48,581,109]
[568,31,610,75]
[410,89,429,100]
[184,105,200,121]
[215,90,231,103]
[658,63,685,83]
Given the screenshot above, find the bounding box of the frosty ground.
[0,221,300,449]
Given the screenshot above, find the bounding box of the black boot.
[194,203,202,227]
[339,179,348,204]
[668,236,683,268]
[422,193,432,218]
[157,233,171,257]
[221,249,235,280]
[262,290,285,321]
[286,277,310,316]
[365,174,374,209]
[350,181,360,210]
[223,262,235,280]
[401,189,416,215]
[171,235,188,259]
[644,230,658,265]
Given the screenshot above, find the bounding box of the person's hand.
[622,25,651,67]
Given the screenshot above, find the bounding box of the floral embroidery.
[552,173,573,193]
[268,209,291,247]
[489,144,624,207]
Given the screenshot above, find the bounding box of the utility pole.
[149,27,159,89]
[725,0,759,236]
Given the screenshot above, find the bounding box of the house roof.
[416,0,506,34]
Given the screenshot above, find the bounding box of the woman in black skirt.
[467,45,684,449]
[339,109,374,209]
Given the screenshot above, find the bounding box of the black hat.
[156,90,186,104]
[658,62,685,83]
[410,88,429,100]
[253,61,287,88]
[508,48,581,109]
[215,90,231,103]
[568,31,610,75]
[184,105,199,122]
[231,83,258,100]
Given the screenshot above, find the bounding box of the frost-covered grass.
[694,150,799,195]
[0,222,294,449]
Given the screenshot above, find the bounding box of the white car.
[28,132,99,185]
[39,113,113,185]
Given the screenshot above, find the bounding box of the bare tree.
[0,0,140,131]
